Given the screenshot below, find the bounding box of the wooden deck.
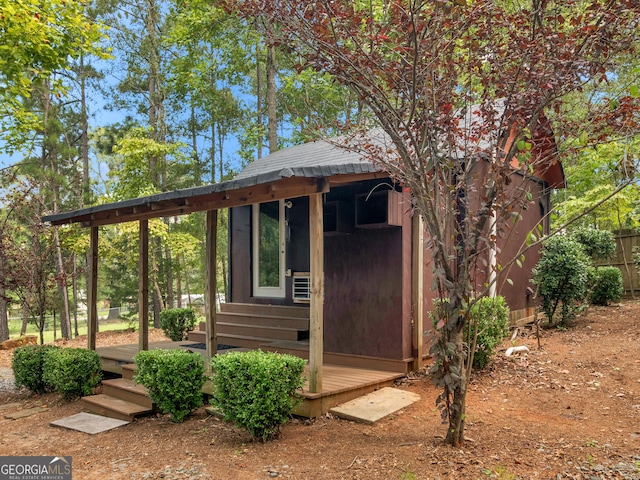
[95,341,405,418]
[96,340,219,374]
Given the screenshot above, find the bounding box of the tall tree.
[0,0,107,151]
[229,0,640,445]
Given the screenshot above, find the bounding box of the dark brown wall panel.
[324,228,404,359]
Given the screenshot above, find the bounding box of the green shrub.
[159,308,198,341]
[42,348,102,400]
[571,227,616,262]
[588,266,624,306]
[211,350,306,441]
[12,345,59,394]
[533,235,590,325]
[134,349,205,422]
[467,296,510,369]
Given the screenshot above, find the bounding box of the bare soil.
[0,301,639,480]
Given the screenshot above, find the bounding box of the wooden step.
[220,302,309,319]
[121,363,137,381]
[187,330,206,343]
[214,312,309,330]
[213,333,275,350]
[219,322,307,341]
[81,394,153,422]
[102,378,152,409]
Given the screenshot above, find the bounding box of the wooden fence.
[598,231,640,296]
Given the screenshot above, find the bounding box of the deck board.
[95,341,405,417]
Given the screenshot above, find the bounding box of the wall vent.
[292,273,311,303]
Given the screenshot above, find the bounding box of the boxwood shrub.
[588,266,624,306]
[134,349,205,422]
[42,348,102,400]
[210,350,306,441]
[12,345,59,394]
[532,235,590,325]
[159,308,198,341]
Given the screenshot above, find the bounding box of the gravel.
[0,368,16,394]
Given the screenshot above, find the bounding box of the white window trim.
[252,200,286,298]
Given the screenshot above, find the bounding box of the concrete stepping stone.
[330,387,420,424]
[50,412,129,434]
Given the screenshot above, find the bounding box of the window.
[252,200,286,297]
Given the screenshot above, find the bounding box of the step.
[81,394,153,422]
[214,333,276,350]
[197,316,309,333]
[220,303,309,319]
[191,324,307,343]
[102,378,152,409]
[214,312,309,330]
[187,330,206,342]
[121,363,137,381]
[188,330,266,349]
[220,322,306,341]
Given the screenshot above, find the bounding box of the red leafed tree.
[227,0,640,445]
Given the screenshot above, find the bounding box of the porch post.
[205,209,218,364]
[138,219,149,352]
[412,214,424,371]
[309,193,324,393]
[87,226,98,350]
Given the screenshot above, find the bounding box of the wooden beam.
[87,226,99,351]
[138,219,149,352]
[412,214,424,371]
[308,193,324,393]
[205,209,218,364]
[52,177,331,227]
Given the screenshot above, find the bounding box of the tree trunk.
[53,227,72,339]
[20,298,29,336]
[185,269,192,308]
[72,254,79,337]
[266,43,278,153]
[256,42,263,160]
[165,244,174,309]
[445,325,468,446]
[80,52,91,207]
[0,249,9,342]
[38,312,45,345]
[176,255,182,308]
[151,246,164,328]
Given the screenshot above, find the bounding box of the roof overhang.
[42,171,388,227]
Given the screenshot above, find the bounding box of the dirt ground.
[0,301,639,480]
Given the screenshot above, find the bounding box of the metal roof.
[234,138,380,182]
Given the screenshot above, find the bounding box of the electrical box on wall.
[355,189,403,228]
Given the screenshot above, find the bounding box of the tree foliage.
[0,0,108,149]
